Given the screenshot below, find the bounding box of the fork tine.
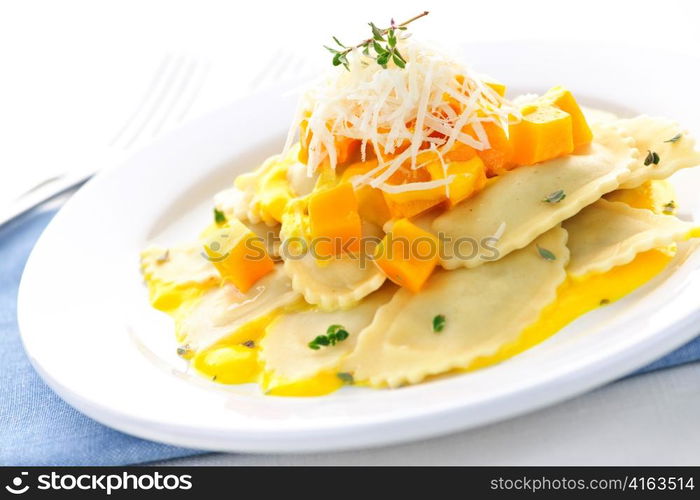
[175,61,210,124]
[122,55,187,148]
[109,54,174,147]
[248,48,285,91]
[150,58,200,137]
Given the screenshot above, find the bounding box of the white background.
[2,0,699,464]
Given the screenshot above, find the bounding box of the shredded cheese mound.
[284,40,520,193]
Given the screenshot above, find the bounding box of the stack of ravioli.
[141,113,700,396]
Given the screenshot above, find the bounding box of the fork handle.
[0,171,96,228]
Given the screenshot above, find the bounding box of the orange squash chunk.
[299,119,360,167]
[427,156,487,207]
[334,136,360,164]
[382,151,447,218]
[484,78,506,97]
[455,74,506,98]
[341,161,392,227]
[475,122,515,176]
[509,104,574,166]
[444,141,478,162]
[202,220,275,292]
[540,86,593,149]
[308,182,362,258]
[356,185,391,227]
[374,218,440,293]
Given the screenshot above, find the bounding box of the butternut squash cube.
[509,105,574,166]
[456,74,507,97]
[475,122,515,175]
[374,218,440,293]
[299,119,359,166]
[382,151,448,219]
[427,156,487,207]
[484,78,506,97]
[540,86,593,148]
[444,141,478,162]
[356,185,392,227]
[341,161,392,227]
[308,182,363,257]
[202,220,275,292]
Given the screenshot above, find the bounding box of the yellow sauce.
[147,281,207,314]
[260,370,344,397]
[464,247,674,372]
[605,179,676,213]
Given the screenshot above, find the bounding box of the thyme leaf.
[432,314,446,333]
[543,189,566,204]
[214,208,227,225]
[644,150,660,166]
[537,245,556,261]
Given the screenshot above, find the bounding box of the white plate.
[19,42,700,453]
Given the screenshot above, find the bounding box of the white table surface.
[4,0,699,465]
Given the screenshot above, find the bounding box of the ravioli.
[467,247,676,374]
[140,242,220,312]
[433,124,636,269]
[174,266,299,351]
[259,285,396,394]
[343,226,569,388]
[615,115,700,189]
[280,198,386,310]
[563,199,697,279]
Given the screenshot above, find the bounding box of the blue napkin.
[0,209,203,466]
[1,208,699,466]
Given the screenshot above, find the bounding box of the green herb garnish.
[537,245,556,261]
[308,324,350,350]
[325,11,429,70]
[644,150,660,166]
[214,208,227,225]
[600,298,610,306]
[664,133,682,144]
[543,189,566,204]
[432,314,446,333]
[337,372,354,384]
[662,200,676,214]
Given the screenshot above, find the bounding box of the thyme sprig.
[308,324,350,350]
[325,11,429,70]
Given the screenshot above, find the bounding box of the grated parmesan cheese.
[284,39,520,194]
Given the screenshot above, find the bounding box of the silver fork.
[0,54,209,227]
